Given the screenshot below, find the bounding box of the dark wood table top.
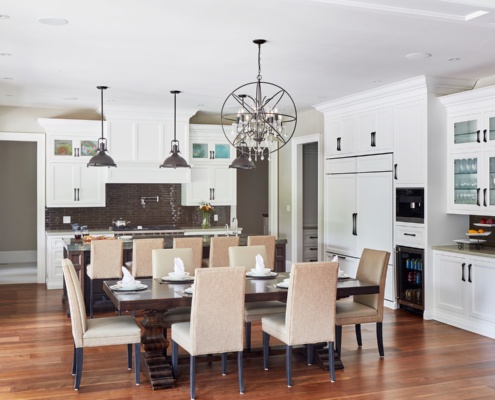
[103,272,379,312]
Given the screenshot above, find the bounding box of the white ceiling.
[2,0,495,116]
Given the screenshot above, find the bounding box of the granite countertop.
[432,244,495,259]
[47,226,241,236]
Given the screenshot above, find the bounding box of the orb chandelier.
[221,39,297,169]
[87,86,117,167]
[160,90,190,169]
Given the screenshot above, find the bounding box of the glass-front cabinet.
[451,112,495,148]
[448,150,495,214]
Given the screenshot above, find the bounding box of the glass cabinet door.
[453,118,480,145]
[483,112,495,145]
[486,152,495,209]
[453,155,480,207]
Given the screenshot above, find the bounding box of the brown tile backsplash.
[45,183,230,230]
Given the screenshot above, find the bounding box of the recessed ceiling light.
[38,17,68,26]
[448,57,461,62]
[374,80,383,83]
[0,53,12,56]
[3,77,13,80]
[197,104,205,107]
[5,94,13,97]
[406,53,432,60]
[0,15,10,19]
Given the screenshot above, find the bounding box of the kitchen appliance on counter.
[396,188,424,224]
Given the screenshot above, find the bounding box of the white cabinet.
[38,119,108,208]
[181,124,237,206]
[449,111,495,149]
[45,234,72,289]
[324,115,357,157]
[433,250,495,339]
[395,223,425,248]
[46,163,106,207]
[303,229,318,262]
[325,251,359,278]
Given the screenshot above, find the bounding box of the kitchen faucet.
[225,223,229,236]
[232,217,238,236]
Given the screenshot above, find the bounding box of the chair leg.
[377,322,384,357]
[134,342,141,385]
[328,341,335,382]
[71,344,76,375]
[335,325,342,357]
[221,353,227,376]
[190,355,196,400]
[238,351,244,394]
[286,345,293,388]
[355,324,362,347]
[89,280,94,319]
[262,331,270,370]
[74,347,83,390]
[307,344,314,365]
[245,321,252,352]
[172,340,179,379]
[127,343,132,369]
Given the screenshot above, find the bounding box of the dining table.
[103,272,379,390]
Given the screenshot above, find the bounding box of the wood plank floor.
[0,283,494,399]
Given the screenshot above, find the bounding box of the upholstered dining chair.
[262,261,339,387]
[62,259,141,390]
[173,237,204,269]
[129,238,164,278]
[86,239,123,318]
[171,267,246,400]
[247,235,276,269]
[205,236,240,268]
[335,248,390,357]
[151,248,194,279]
[229,245,286,351]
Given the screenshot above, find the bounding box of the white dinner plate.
[276,281,289,289]
[246,271,278,279]
[184,287,194,294]
[110,283,147,292]
[161,276,194,283]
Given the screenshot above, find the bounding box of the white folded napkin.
[332,255,339,263]
[121,266,135,285]
[255,254,265,271]
[174,257,185,276]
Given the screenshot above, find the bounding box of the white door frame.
[0,132,46,283]
[291,134,322,264]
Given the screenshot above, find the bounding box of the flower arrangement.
[198,202,214,228]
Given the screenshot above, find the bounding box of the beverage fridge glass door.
[396,245,424,312]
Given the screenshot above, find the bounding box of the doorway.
[0,133,45,284]
[291,134,322,263]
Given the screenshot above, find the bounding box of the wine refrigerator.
[396,245,424,313]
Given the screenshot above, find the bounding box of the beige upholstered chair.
[206,236,240,268]
[62,259,141,390]
[171,267,246,399]
[151,248,194,279]
[247,235,276,269]
[335,248,390,357]
[86,239,124,318]
[229,245,286,351]
[173,237,204,269]
[262,261,339,387]
[130,238,164,278]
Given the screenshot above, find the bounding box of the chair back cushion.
[88,239,124,279]
[62,259,87,347]
[285,261,338,345]
[209,236,240,267]
[189,267,246,355]
[132,238,164,277]
[354,248,390,318]
[229,245,268,271]
[152,248,194,279]
[173,237,204,269]
[247,235,276,269]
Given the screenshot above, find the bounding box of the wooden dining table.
[103,272,379,390]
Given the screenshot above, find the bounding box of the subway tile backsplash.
[45,183,230,230]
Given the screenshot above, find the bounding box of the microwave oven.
[396,188,424,224]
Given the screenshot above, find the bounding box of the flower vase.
[202,213,210,229]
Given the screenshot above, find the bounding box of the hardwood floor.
[0,283,494,399]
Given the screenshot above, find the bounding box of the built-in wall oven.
[396,188,424,224]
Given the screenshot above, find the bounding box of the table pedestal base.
[314,347,344,370]
[140,311,175,390]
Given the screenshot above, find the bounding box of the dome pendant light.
[87,86,117,168]
[160,90,191,169]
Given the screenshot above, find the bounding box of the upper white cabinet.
[181,125,236,206]
[38,119,107,208]
[441,85,495,214]
[103,106,197,184]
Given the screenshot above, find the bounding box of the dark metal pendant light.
[160,90,190,169]
[229,141,256,170]
[87,86,117,168]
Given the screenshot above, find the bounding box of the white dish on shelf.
[465,231,491,237]
[120,235,133,241]
[454,239,487,244]
[473,223,495,227]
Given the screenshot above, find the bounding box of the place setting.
[246,254,278,279]
[110,267,148,292]
[159,257,195,283]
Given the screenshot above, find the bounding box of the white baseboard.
[0,250,37,264]
[46,277,63,290]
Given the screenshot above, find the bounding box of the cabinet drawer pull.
[468,263,472,283]
[352,213,357,236]
[309,247,318,251]
[212,188,215,200]
[337,137,341,152]
[477,188,480,206]
[477,130,481,143]
[394,164,398,180]
[483,129,487,143]
[484,188,487,207]
[404,233,416,237]
[371,131,376,147]
[309,236,318,239]
[461,262,465,282]
[74,188,77,201]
